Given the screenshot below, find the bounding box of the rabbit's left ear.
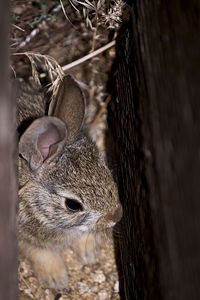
[19,116,68,171]
[48,75,86,142]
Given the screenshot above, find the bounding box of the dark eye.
[65,198,83,212]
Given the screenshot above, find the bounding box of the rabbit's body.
[17,80,47,127]
[18,76,122,289]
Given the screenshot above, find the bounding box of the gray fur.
[18,75,122,288]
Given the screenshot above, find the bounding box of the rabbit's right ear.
[48,75,85,142]
[19,116,67,171]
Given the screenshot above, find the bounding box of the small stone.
[82,293,93,300]
[114,281,119,293]
[43,289,54,299]
[98,290,109,300]
[92,270,106,283]
[12,6,24,14]
[24,288,34,298]
[28,276,39,290]
[59,296,70,300]
[90,285,99,293]
[19,261,31,277]
[77,282,89,294]
[108,271,118,282]
[82,265,91,274]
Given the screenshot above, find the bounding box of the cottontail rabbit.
[18,75,122,289]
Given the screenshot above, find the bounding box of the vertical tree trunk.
[108,1,200,299]
[0,1,18,299]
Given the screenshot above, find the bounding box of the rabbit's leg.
[21,244,68,289]
[71,232,102,264]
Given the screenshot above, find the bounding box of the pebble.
[114,281,119,293]
[108,271,118,282]
[44,289,54,300]
[12,6,24,14]
[90,285,99,293]
[23,289,33,298]
[92,270,106,283]
[82,265,91,274]
[77,282,90,294]
[98,290,109,300]
[19,261,31,277]
[59,296,69,300]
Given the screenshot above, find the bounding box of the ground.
[19,239,120,300]
[12,1,124,299]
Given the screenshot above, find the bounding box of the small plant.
[12,0,67,29]
[69,0,125,30]
[14,52,64,98]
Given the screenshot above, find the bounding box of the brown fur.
[18,75,122,289]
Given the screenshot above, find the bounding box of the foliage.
[13,0,68,28]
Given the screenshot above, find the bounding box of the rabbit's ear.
[48,75,85,141]
[19,116,67,171]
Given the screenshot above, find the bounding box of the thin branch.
[62,40,115,72]
[10,65,16,77]
[12,24,25,32]
[12,40,116,79]
[90,94,112,128]
[16,3,62,50]
[60,0,74,27]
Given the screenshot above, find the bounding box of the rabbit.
[17,75,122,289]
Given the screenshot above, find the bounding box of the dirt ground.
[12,1,124,299]
[18,238,120,300]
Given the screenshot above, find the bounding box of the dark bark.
[0,1,18,299]
[108,1,200,299]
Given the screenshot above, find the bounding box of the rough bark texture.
[0,1,18,299]
[108,1,200,299]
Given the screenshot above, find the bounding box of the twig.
[90,94,112,128]
[60,0,74,27]
[62,40,115,72]
[89,25,98,104]
[12,24,25,32]
[17,27,41,50]
[13,52,64,97]
[10,65,16,77]
[16,4,62,50]
[12,40,116,80]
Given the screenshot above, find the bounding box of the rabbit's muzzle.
[108,204,123,223]
[96,203,123,230]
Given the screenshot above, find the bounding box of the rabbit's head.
[18,76,122,246]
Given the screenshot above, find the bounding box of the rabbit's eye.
[65,198,83,212]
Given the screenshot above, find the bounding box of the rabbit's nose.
[96,204,123,231]
[107,204,123,224]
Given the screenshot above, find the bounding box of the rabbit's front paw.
[32,248,68,289]
[71,232,102,264]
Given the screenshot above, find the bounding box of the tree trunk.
[0,1,18,299]
[108,1,200,299]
